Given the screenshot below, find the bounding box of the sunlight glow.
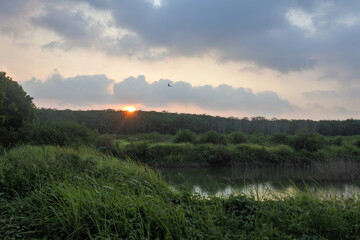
[124,106,136,112]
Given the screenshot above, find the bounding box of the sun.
[124,106,136,113]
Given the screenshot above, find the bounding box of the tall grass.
[1,145,360,239]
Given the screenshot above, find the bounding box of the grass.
[1,145,360,239]
[117,139,360,168]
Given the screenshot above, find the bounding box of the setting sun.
[124,106,136,112]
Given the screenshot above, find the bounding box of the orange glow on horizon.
[124,106,136,112]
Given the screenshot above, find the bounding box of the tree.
[0,72,35,146]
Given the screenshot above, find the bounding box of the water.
[160,166,360,198]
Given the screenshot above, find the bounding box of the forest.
[1,72,360,239]
[36,108,360,136]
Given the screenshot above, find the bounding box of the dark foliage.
[328,136,343,146]
[173,129,197,143]
[0,72,35,146]
[30,120,94,146]
[228,131,247,144]
[271,132,290,145]
[354,138,360,148]
[35,108,360,136]
[199,130,228,145]
[291,130,325,152]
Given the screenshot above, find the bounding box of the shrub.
[173,129,197,143]
[234,143,270,162]
[0,145,99,196]
[228,131,247,144]
[94,133,115,148]
[149,143,191,163]
[268,144,294,162]
[355,138,360,148]
[32,120,94,146]
[271,132,290,145]
[199,130,227,145]
[123,142,150,162]
[291,132,324,152]
[247,134,266,145]
[328,136,343,146]
[131,132,168,143]
[0,72,35,146]
[93,133,117,154]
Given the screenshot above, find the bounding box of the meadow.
[116,130,360,170]
[1,145,360,239]
[2,66,360,239]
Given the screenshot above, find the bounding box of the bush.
[268,144,294,162]
[234,143,270,162]
[0,145,4,155]
[328,136,343,146]
[93,132,117,154]
[355,138,360,148]
[173,129,197,143]
[228,131,247,144]
[247,134,266,145]
[199,130,227,145]
[149,143,191,163]
[32,120,94,146]
[0,145,98,196]
[0,72,35,146]
[271,132,290,145]
[130,132,168,143]
[145,131,168,142]
[123,142,150,162]
[291,132,324,152]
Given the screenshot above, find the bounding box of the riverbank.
[154,159,360,182]
[116,139,360,167]
[1,145,360,239]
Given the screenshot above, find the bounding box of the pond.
[160,165,360,198]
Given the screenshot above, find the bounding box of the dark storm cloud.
[22,73,296,115]
[81,0,357,72]
[1,0,359,76]
[0,0,27,17]
[84,0,315,71]
[32,5,103,49]
[0,0,40,37]
[26,0,360,76]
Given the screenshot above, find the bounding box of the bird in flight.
[168,83,172,87]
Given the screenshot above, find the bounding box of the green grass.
[116,135,360,167]
[1,145,360,239]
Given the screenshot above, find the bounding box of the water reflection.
[160,166,360,198]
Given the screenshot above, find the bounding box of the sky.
[1,0,359,120]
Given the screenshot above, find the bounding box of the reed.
[1,145,360,239]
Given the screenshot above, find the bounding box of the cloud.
[81,0,316,71]
[22,73,115,106]
[302,103,356,120]
[303,88,360,99]
[0,0,30,19]
[80,0,360,74]
[0,0,41,38]
[31,4,104,49]
[112,75,297,115]
[22,73,296,115]
[0,0,355,79]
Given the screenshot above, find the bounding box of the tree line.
[1,70,360,149]
[36,108,360,136]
